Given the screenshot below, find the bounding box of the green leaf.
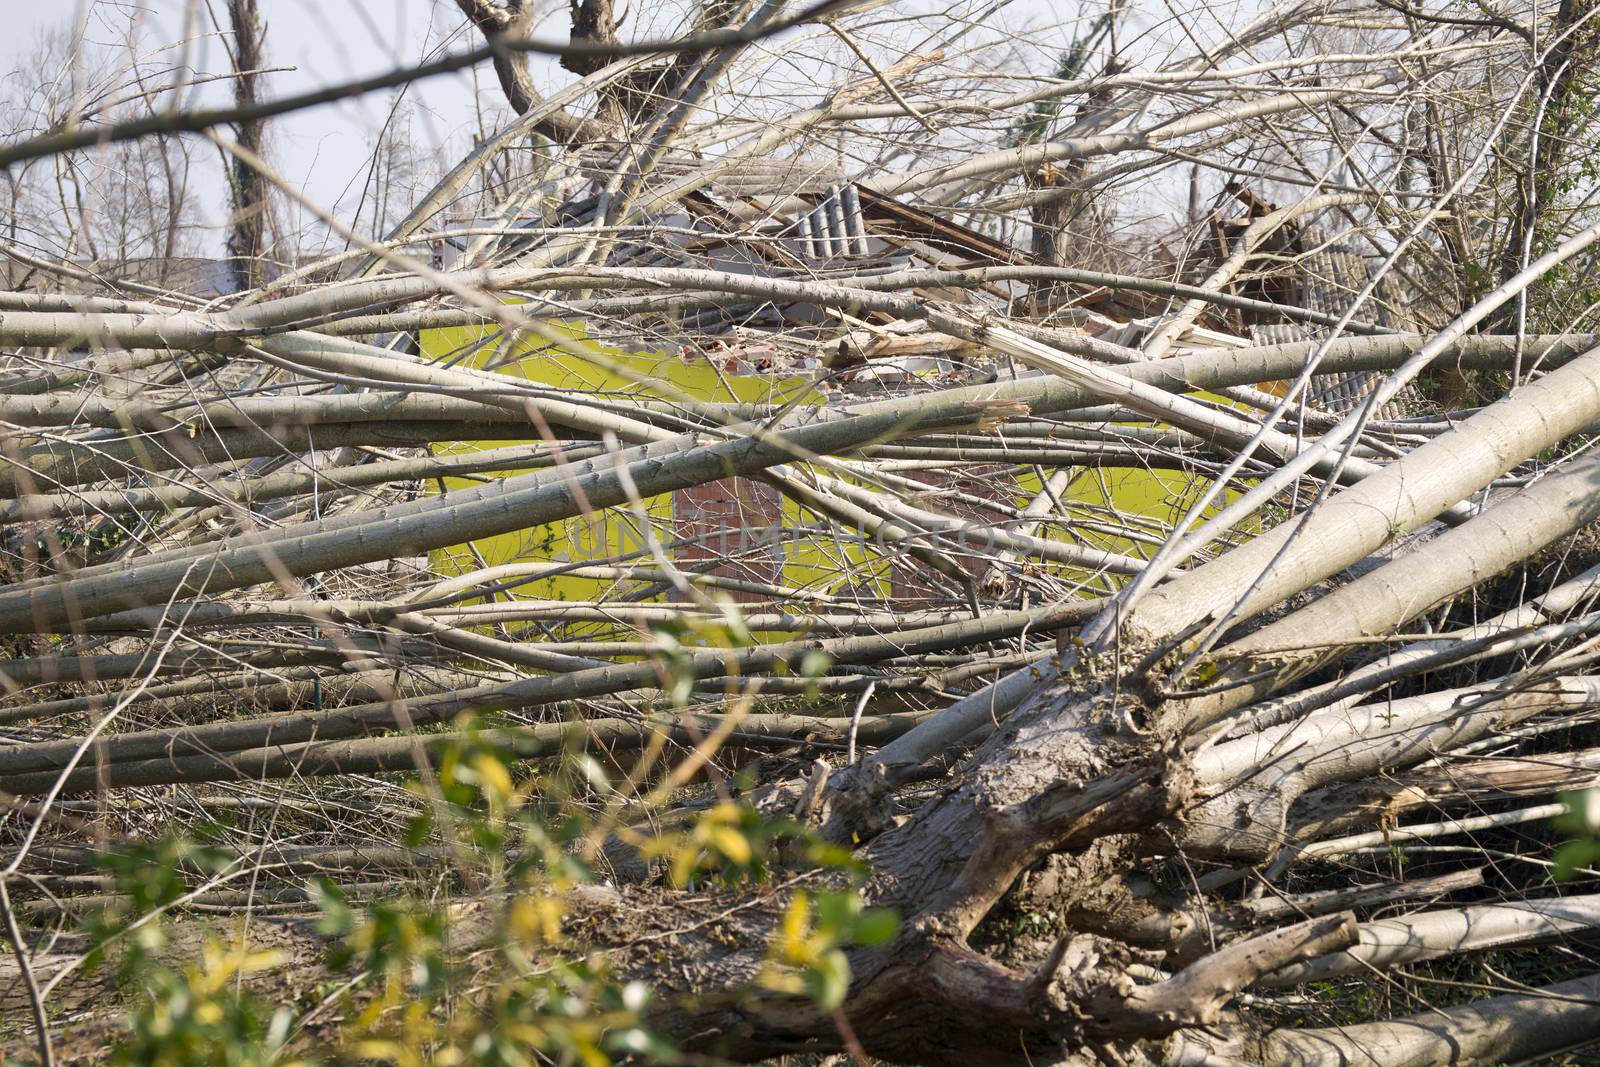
[805,948,852,1009]
[815,889,859,935]
[1554,839,1600,881]
[853,908,900,947]
[800,650,832,678]
[309,877,353,937]
[403,811,433,848]
[573,753,613,795]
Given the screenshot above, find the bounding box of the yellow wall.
[421,322,1233,620]
[421,321,887,609]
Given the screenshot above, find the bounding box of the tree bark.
[224,0,271,292]
[452,0,608,144]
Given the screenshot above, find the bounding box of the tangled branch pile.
[7,0,1600,1063]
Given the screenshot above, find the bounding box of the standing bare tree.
[222,0,273,292]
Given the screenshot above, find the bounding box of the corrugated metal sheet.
[1250,230,1418,420]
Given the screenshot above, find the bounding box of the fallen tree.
[7,1,1600,1065]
